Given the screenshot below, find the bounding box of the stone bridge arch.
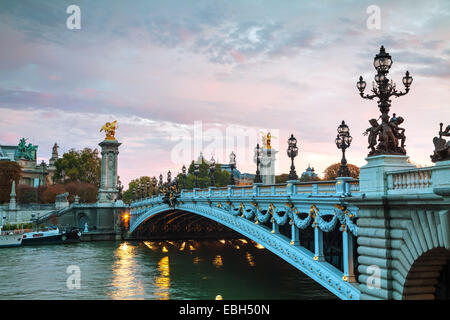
[356,208,450,300]
[403,247,450,299]
[130,203,360,300]
[397,210,450,299]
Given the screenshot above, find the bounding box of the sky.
[0,0,449,188]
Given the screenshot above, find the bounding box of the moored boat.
[22,226,81,245]
[0,228,24,248]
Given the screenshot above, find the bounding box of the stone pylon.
[260,147,278,185]
[97,139,121,203]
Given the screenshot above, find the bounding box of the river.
[0,239,335,300]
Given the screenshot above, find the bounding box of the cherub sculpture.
[389,114,406,153]
[379,113,398,152]
[363,118,381,154]
[431,123,450,162]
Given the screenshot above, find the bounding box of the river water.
[0,240,335,300]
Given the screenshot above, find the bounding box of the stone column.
[260,148,278,185]
[97,139,121,203]
[9,180,16,211]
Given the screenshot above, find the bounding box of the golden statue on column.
[100,120,118,141]
[262,132,274,150]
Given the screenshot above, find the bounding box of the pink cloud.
[230,50,246,63]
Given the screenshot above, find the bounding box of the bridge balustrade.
[386,167,433,194]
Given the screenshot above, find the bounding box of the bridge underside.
[130,204,360,300]
[131,210,242,240]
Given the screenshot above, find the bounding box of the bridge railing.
[175,179,360,198]
[386,166,434,194]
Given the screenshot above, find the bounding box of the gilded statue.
[100,120,118,141]
[261,132,274,149]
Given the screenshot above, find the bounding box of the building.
[300,164,319,181]
[0,139,60,187]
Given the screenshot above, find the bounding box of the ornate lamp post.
[229,151,236,185]
[159,174,163,194]
[140,183,145,200]
[133,187,137,200]
[287,134,299,180]
[357,46,413,156]
[254,143,262,183]
[152,177,157,196]
[167,170,172,184]
[335,121,353,177]
[209,156,216,187]
[181,164,187,190]
[194,162,200,188]
[146,180,150,198]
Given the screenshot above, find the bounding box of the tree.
[122,176,155,204]
[40,184,66,203]
[0,161,21,203]
[64,181,98,203]
[53,148,101,186]
[323,163,360,180]
[17,184,38,204]
[275,173,289,184]
[180,160,230,189]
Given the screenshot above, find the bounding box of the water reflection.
[110,242,145,300]
[246,252,256,267]
[0,240,336,300]
[213,255,223,268]
[154,256,170,300]
[193,256,201,264]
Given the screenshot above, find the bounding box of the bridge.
[129,156,450,300]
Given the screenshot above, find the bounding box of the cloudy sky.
[0,0,449,187]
